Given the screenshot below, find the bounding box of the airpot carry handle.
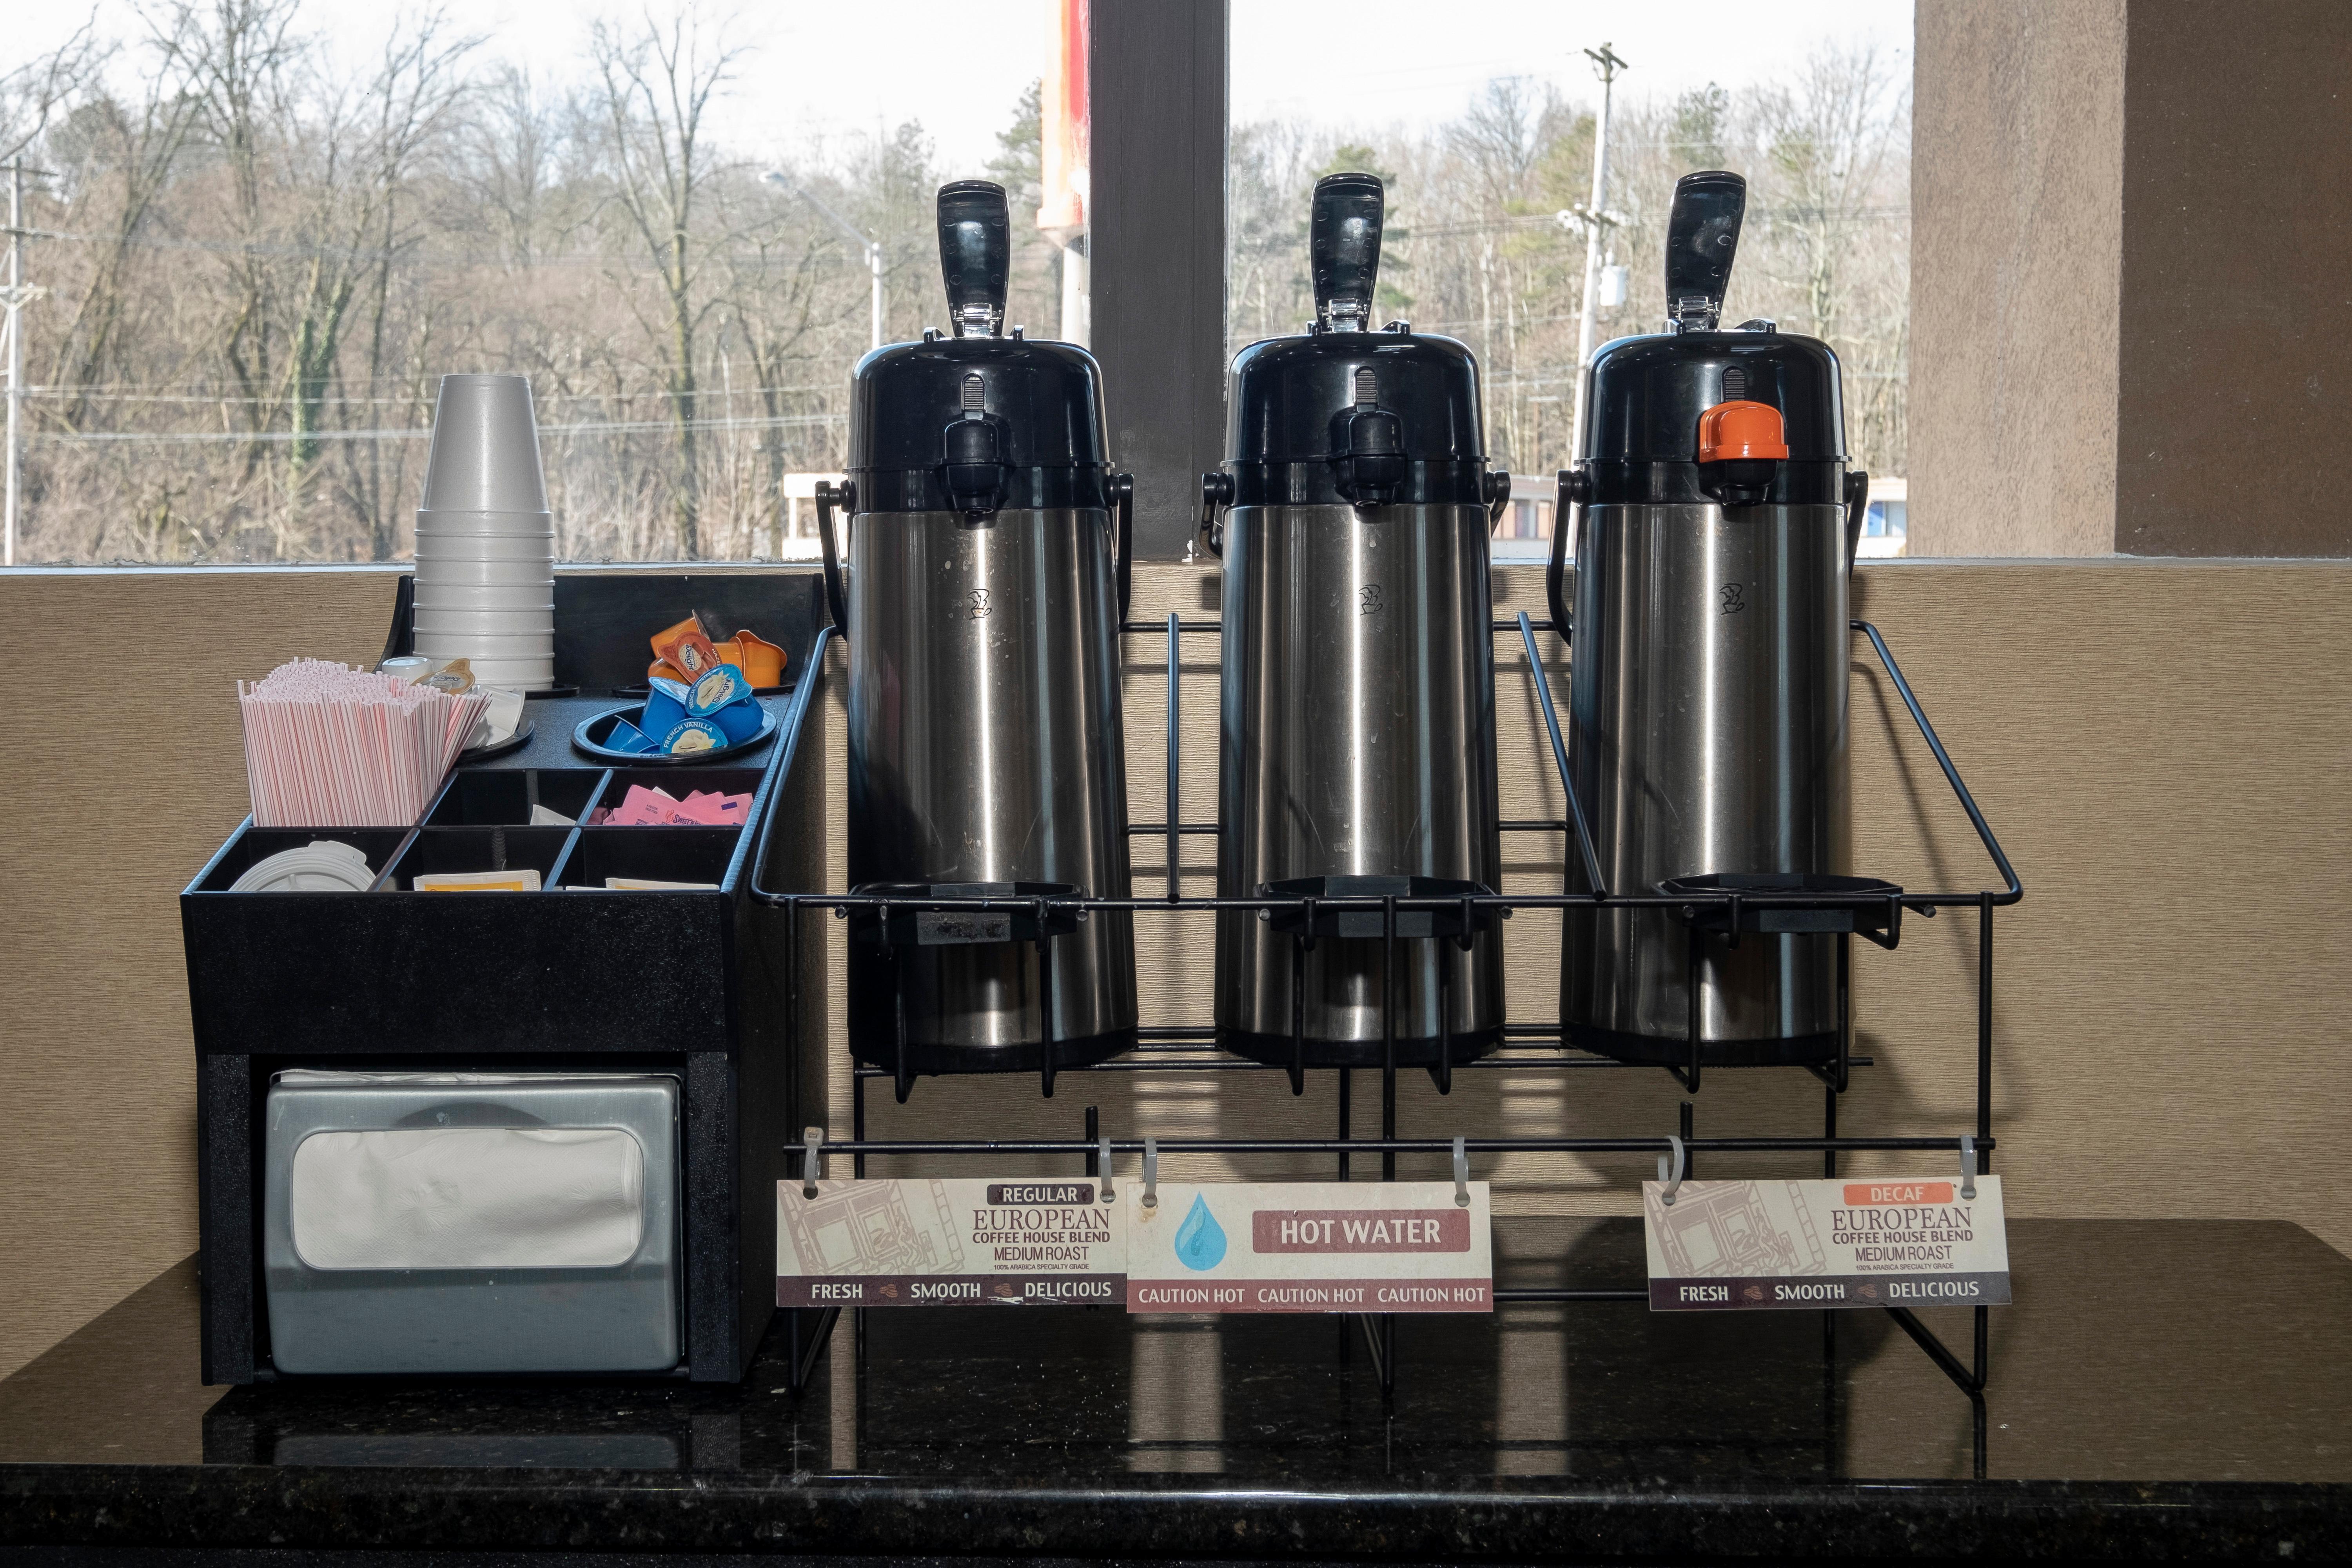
[938,180,1010,338]
[1309,172,1384,332]
[1664,171,1746,333]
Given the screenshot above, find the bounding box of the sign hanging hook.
[801,1126,826,1200]
[1657,1133,1688,1206]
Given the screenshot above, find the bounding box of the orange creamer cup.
[731,630,786,687]
[647,657,691,685]
[650,616,723,681]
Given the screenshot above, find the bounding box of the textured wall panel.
[4,558,2348,1377]
[0,569,398,1378]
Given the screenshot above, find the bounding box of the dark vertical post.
[1167,611,1181,900]
[1977,896,1995,1155]
[196,1052,256,1385]
[1381,896,1397,1183]
[1092,0,1228,557]
[1338,1067,1352,1181]
[684,1050,739,1381]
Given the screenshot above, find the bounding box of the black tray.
[457,718,534,762]
[572,702,777,764]
[1657,871,1905,935]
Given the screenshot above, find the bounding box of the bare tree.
[466,66,563,269]
[319,13,480,557]
[147,0,304,520]
[1,16,103,167]
[588,7,744,559]
[1748,46,1910,472]
[41,53,202,432]
[721,209,824,553]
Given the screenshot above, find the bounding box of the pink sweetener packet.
[673,789,752,826]
[607,784,697,826]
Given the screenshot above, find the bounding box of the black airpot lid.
[1581,169,1849,469]
[1222,174,1489,509]
[847,181,1111,514]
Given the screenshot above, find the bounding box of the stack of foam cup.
[412,374,556,690]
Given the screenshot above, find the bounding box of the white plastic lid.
[228,838,379,893]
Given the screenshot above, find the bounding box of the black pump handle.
[1844,468,1871,573]
[1199,472,1232,557]
[1664,171,1746,332]
[1548,466,1587,646]
[1111,472,1135,621]
[938,180,1010,337]
[1309,172,1384,331]
[815,479,854,639]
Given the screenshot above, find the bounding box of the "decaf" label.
[1644,1176,2010,1312]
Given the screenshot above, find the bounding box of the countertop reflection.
[1,1218,2346,1559]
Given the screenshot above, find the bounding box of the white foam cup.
[413,583,557,612]
[409,557,554,587]
[420,375,550,514]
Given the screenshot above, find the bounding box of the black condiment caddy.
[181,576,832,1385]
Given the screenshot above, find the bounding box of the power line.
[26,411,847,444]
[16,381,849,404]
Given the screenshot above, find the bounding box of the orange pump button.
[1696,400,1790,463]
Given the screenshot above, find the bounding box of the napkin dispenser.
[261,1072,680,1375]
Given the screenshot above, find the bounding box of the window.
[0,1,1060,564]
[1228,0,1913,557]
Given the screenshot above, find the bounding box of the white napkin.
[289,1126,645,1270]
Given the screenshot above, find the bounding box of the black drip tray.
[1256,875,1500,940]
[848,881,1085,947]
[1657,872,1904,934]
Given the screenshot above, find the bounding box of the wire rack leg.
[787,1305,841,1396]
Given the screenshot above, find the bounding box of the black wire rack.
[751,603,2022,1433]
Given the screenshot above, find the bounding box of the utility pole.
[2,161,56,568]
[762,170,884,354]
[1567,43,1626,461]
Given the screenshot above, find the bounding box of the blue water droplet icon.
[1173,1193,1228,1271]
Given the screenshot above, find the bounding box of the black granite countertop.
[2,1218,2347,1561]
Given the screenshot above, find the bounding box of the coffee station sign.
[777,1179,1125,1308]
[778,1178,1495,1313]
[1125,1182,1494,1313]
[1643,1176,2011,1311]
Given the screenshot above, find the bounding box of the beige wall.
[0,569,398,1379]
[1910,0,2125,558]
[5,559,2352,1379]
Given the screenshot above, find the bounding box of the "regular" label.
[776,1178,1124,1307]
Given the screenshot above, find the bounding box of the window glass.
[2,0,1061,564]
[1229,0,1913,559]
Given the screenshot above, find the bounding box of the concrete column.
[1913,0,2352,557]
[1091,0,1228,560]
[1909,0,2126,558]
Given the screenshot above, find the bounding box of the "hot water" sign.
[1124,1182,1494,1313]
